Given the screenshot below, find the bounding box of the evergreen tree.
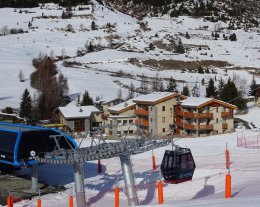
[217,78,225,98]
[166,77,178,92]
[91,21,96,30]
[191,83,199,97]
[19,88,32,119]
[206,78,217,98]
[220,78,247,110]
[174,39,185,54]
[249,76,257,96]
[201,78,205,85]
[185,32,190,39]
[81,90,93,106]
[181,85,190,96]
[198,66,204,74]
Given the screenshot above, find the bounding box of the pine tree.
[91,21,96,30]
[81,90,93,106]
[181,85,190,96]
[198,66,204,74]
[249,76,257,96]
[220,78,247,110]
[206,78,217,98]
[19,88,32,119]
[201,78,205,85]
[191,83,199,97]
[185,32,190,39]
[217,78,225,98]
[174,39,185,54]
[166,77,178,92]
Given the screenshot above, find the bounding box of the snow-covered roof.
[181,97,214,107]
[181,97,237,109]
[133,92,177,103]
[108,99,135,112]
[58,106,100,119]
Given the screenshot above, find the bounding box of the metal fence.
[237,134,260,149]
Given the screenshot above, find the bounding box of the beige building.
[132,92,181,137]
[175,97,237,137]
[106,99,136,138]
[56,106,102,132]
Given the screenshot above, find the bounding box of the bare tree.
[1,25,9,36]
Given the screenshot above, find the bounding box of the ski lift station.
[0,122,77,167]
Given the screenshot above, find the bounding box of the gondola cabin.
[0,122,77,167]
[161,148,196,184]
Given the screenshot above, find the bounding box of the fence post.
[37,198,41,207]
[152,155,156,171]
[157,180,164,204]
[69,195,73,207]
[98,159,102,174]
[114,186,120,207]
[225,174,232,199]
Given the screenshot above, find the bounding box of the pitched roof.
[181,97,237,109]
[58,106,100,119]
[133,92,178,105]
[108,99,136,113]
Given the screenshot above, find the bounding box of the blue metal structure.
[0,122,77,167]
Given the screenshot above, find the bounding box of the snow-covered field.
[0,2,260,108]
[5,129,260,207]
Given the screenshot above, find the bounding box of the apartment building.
[175,97,237,137]
[132,92,182,137]
[106,99,136,138]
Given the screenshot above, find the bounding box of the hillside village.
[0,0,260,207]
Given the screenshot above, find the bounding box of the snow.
[133,92,176,103]
[58,105,100,118]
[6,129,260,207]
[181,97,213,107]
[235,107,260,128]
[108,99,135,112]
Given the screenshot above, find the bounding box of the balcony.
[135,109,149,116]
[176,110,213,119]
[135,119,149,127]
[222,123,228,129]
[176,122,213,131]
[221,112,230,118]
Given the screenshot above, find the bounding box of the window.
[150,118,153,122]
[123,120,127,125]
[117,120,121,124]
[162,106,165,111]
[129,130,133,134]
[162,128,165,132]
[162,117,165,122]
[216,118,218,123]
[74,119,85,132]
[216,107,218,112]
[150,107,153,111]
[129,120,133,124]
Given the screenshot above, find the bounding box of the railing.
[176,110,213,119]
[135,109,149,116]
[221,112,230,118]
[135,119,149,127]
[222,123,228,129]
[176,122,213,131]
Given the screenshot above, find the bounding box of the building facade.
[56,106,102,132]
[132,92,182,137]
[175,97,237,137]
[106,99,136,138]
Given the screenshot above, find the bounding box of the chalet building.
[132,92,182,137]
[106,99,136,138]
[95,97,124,119]
[175,97,237,137]
[0,112,23,123]
[56,106,102,132]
